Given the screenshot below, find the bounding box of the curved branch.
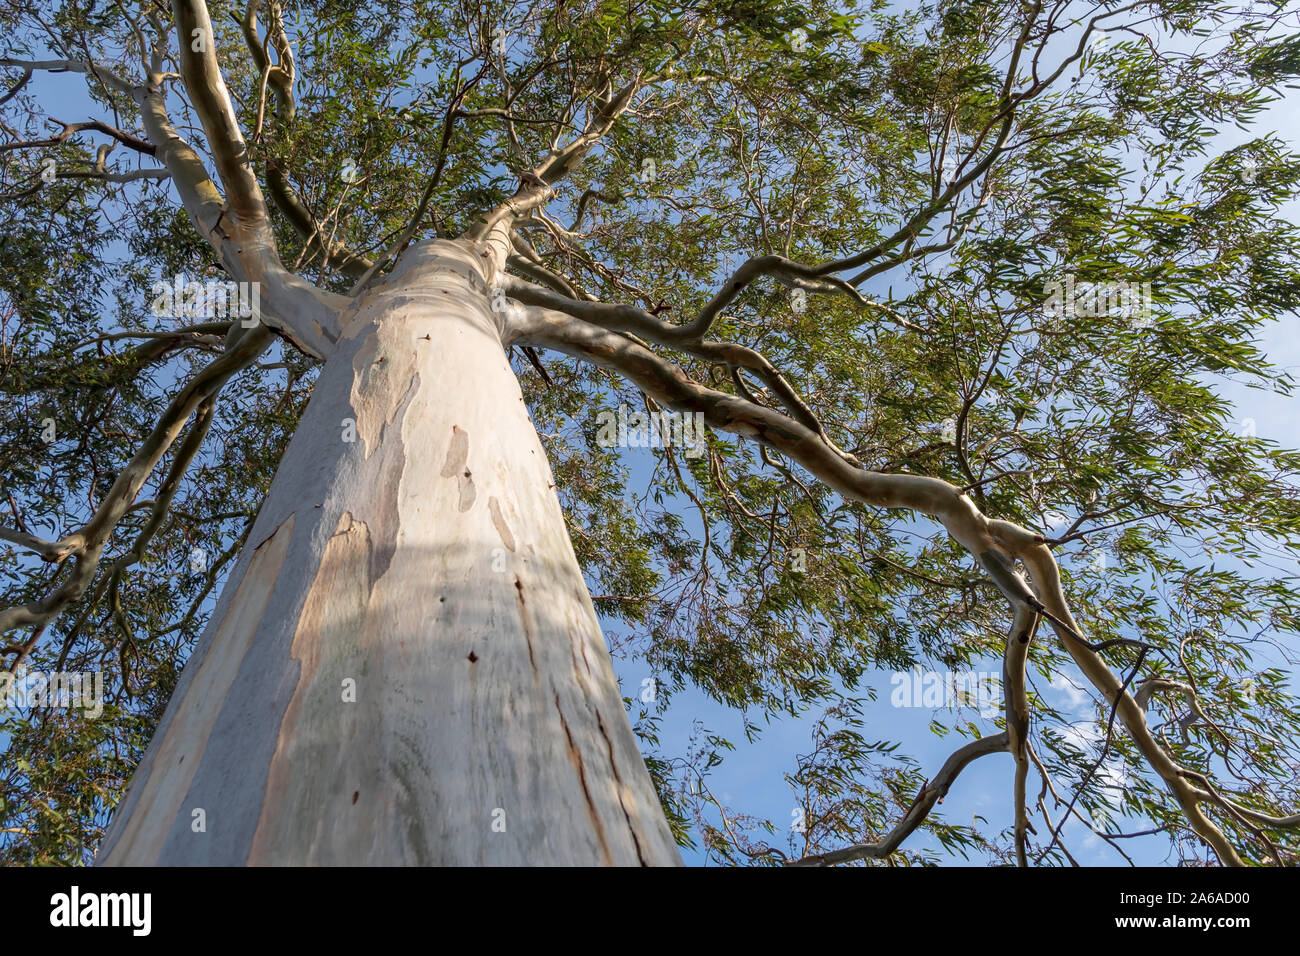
[235,0,375,281]
[1017,546,1246,865]
[1004,606,1040,866]
[464,72,653,269]
[0,326,273,637]
[172,0,267,227]
[0,58,133,96]
[57,166,169,182]
[789,733,1011,865]
[501,275,885,464]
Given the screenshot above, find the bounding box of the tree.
[1,0,1298,867]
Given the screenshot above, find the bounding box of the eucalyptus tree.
[2,0,1299,866]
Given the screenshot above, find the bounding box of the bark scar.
[514,575,538,678]
[595,706,648,867]
[554,692,615,866]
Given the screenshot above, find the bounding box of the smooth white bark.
[97,239,681,866]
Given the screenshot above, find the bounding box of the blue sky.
[4,5,1298,867]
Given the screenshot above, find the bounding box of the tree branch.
[510,304,1249,864]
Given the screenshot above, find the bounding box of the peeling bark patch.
[247,512,372,865]
[441,425,477,511]
[440,425,469,476]
[349,335,419,460]
[554,693,614,866]
[367,399,413,586]
[488,497,516,552]
[457,471,477,512]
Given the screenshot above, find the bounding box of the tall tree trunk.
[97,240,682,866]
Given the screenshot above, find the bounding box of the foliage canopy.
[2,0,1299,865]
